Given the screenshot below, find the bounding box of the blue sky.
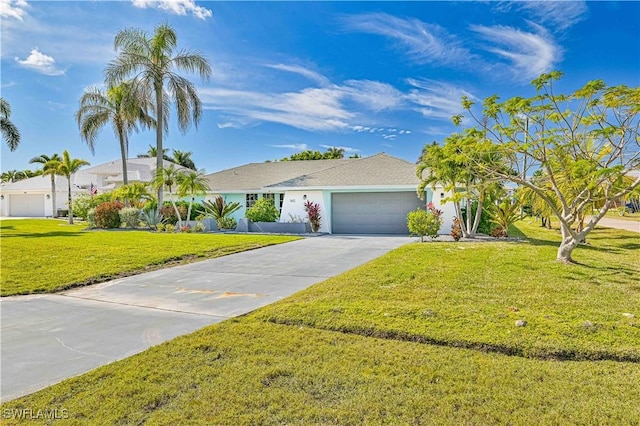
[1,1,639,174]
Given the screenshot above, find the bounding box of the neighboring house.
[0,157,178,217]
[206,153,455,234]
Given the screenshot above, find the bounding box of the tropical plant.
[1,97,20,151]
[160,203,187,226]
[488,199,521,238]
[193,222,206,232]
[303,200,322,232]
[450,217,463,241]
[57,150,90,224]
[457,71,640,262]
[407,203,443,242]
[176,169,210,225]
[164,223,176,233]
[119,207,141,229]
[200,196,242,225]
[77,82,153,185]
[1,169,26,183]
[29,153,62,217]
[172,149,196,170]
[72,193,112,221]
[282,148,346,161]
[106,23,211,206]
[216,216,237,230]
[245,198,279,222]
[95,201,124,229]
[152,164,184,227]
[140,208,164,230]
[110,182,153,208]
[139,144,170,161]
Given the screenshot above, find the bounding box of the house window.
[246,193,258,208]
[279,193,285,211]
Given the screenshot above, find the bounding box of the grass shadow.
[1,231,84,238]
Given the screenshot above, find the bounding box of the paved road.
[597,217,640,233]
[0,235,411,402]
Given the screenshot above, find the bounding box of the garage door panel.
[10,194,45,217]
[332,192,424,234]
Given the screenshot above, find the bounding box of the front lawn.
[2,221,639,424]
[0,219,298,296]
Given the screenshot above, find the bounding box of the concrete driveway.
[1,235,410,402]
[597,217,640,233]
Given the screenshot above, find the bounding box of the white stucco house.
[0,158,176,217]
[205,153,455,234]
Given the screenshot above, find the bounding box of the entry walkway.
[0,235,410,401]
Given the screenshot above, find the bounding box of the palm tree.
[1,97,20,151]
[30,153,62,217]
[172,149,196,170]
[177,169,210,225]
[151,164,184,227]
[324,147,345,159]
[1,169,25,183]
[144,144,170,161]
[57,150,90,224]
[77,82,153,185]
[105,23,211,206]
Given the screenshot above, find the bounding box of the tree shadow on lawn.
[1,231,84,238]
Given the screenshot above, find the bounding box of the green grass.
[605,210,640,221]
[0,219,298,296]
[2,221,639,424]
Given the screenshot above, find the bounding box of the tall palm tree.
[172,149,196,170]
[144,144,170,161]
[1,169,25,183]
[177,169,210,225]
[76,82,153,185]
[30,153,62,217]
[105,23,211,206]
[57,150,90,224]
[1,97,20,151]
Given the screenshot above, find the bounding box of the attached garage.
[9,194,45,217]
[331,192,424,234]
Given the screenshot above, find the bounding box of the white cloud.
[15,48,65,76]
[341,12,470,66]
[471,24,560,81]
[340,80,404,112]
[131,0,212,20]
[270,144,309,151]
[405,78,475,120]
[505,1,588,32]
[217,122,242,129]
[266,64,331,87]
[0,0,28,21]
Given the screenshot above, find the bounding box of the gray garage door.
[10,194,45,217]
[331,192,424,234]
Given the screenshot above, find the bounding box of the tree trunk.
[118,126,129,186]
[454,201,471,238]
[67,178,73,225]
[50,175,57,218]
[155,84,164,207]
[557,223,578,263]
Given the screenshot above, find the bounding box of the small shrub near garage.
[407,203,443,242]
[246,198,279,222]
[95,201,124,229]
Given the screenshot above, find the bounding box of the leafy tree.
[245,198,279,222]
[77,82,154,185]
[1,169,26,183]
[106,23,211,206]
[30,153,62,217]
[151,164,185,227]
[417,134,504,238]
[172,149,196,170]
[1,97,20,151]
[457,71,640,262]
[57,150,90,224]
[176,169,210,226]
[111,182,153,208]
[282,148,346,161]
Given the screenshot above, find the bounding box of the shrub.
[164,223,176,233]
[87,208,97,229]
[303,200,322,232]
[200,196,241,221]
[407,203,443,242]
[160,204,188,225]
[217,216,237,230]
[245,198,279,222]
[156,223,166,232]
[194,222,206,232]
[94,201,124,229]
[488,199,520,238]
[180,225,192,233]
[72,193,112,220]
[491,226,508,238]
[450,217,463,241]
[119,207,141,229]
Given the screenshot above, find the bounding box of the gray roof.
[206,158,352,192]
[0,175,75,192]
[206,153,420,192]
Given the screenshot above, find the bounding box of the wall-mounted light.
[46,194,51,199]
[0,195,4,200]
[303,194,307,200]
[440,192,445,198]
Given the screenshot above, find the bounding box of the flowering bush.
[407,203,443,242]
[303,200,322,232]
[180,225,192,233]
[95,201,124,229]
